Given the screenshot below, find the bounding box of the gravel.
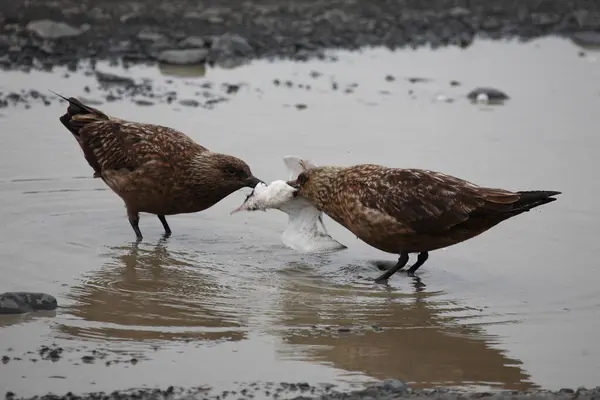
[0,0,598,72]
[6,384,600,400]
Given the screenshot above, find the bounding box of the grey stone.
[96,71,135,86]
[467,87,510,101]
[211,33,253,56]
[379,379,408,392]
[571,31,600,47]
[0,292,58,314]
[137,31,166,42]
[179,36,208,48]
[158,49,208,65]
[26,20,83,39]
[179,99,200,107]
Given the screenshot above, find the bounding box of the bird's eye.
[226,167,241,177]
[298,172,309,185]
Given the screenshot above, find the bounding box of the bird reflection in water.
[270,260,537,391]
[58,237,246,343]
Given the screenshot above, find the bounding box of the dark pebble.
[0,292,57,314]
[295,104,307,110]
[467,87,510,102]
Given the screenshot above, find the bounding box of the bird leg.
[406,252,429,276]
[374,252,409,283]
[128,214,143,241]
[157,215,172,237]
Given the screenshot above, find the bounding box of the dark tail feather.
[511,190,561,213]
[50,90,110,137]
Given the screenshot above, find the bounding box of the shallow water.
[1,37,600,396]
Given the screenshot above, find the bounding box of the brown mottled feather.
[56,95,261,238]
[294,164,560,254]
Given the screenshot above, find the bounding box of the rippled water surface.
[1,37,600,396]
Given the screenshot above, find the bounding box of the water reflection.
[271,264,536,390]
[59,238,246,343]
[157,63,207,78]
[0,310,57,328]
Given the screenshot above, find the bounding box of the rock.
[379,379,408,392]
[179,36,209,48]
[26,20,83,39]
[295,103,307,110]
[137,31,166,42]
[157,49,208,65]
[179,99,200,107]
[96,71,135,86]
[134,99,155,106]
[210,33,253,57]
[467,87,510,102]
[0,292,58,314]
[571,31,600,48]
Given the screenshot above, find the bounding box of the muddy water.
[1,37,599,396]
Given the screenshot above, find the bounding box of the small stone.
[385,75,395,82]
[81,356,95,363]
[179,36,209,48]
[380,379,408,392]
[137,31,165,42]
[407,77,430,84]
[179,99,200,107]
[571,31,600,48]
[337,326,351,332]
[26,20,83,39]
[2,356,10,364]
[450,80,461,86]
[158,49,208,65]
[96,72,135,86]
[210,33,253,57]
[134,99,154,106]
[467,87,510,102]
[295,104,307,110]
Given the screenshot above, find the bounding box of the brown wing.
[78,120,208,174]
[357,168,519,234]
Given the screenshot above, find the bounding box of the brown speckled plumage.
[56,95,262,240]
[288,163,561,282]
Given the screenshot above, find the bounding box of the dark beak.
[246,176,263,188]
[286,179,300,189]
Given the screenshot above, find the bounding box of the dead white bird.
[231,156,347,253]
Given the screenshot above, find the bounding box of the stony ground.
[6,384,600,400]
[1,0,600,72]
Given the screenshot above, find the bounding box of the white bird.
[231,156,347,253]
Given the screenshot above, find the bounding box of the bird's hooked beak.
[246,176,264,188]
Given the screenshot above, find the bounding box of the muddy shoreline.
[1,0,600,73]
[7,385,600,400]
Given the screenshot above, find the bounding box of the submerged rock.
[26,20,83,39]
[0,292,58,314]
[157,49,209,65]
